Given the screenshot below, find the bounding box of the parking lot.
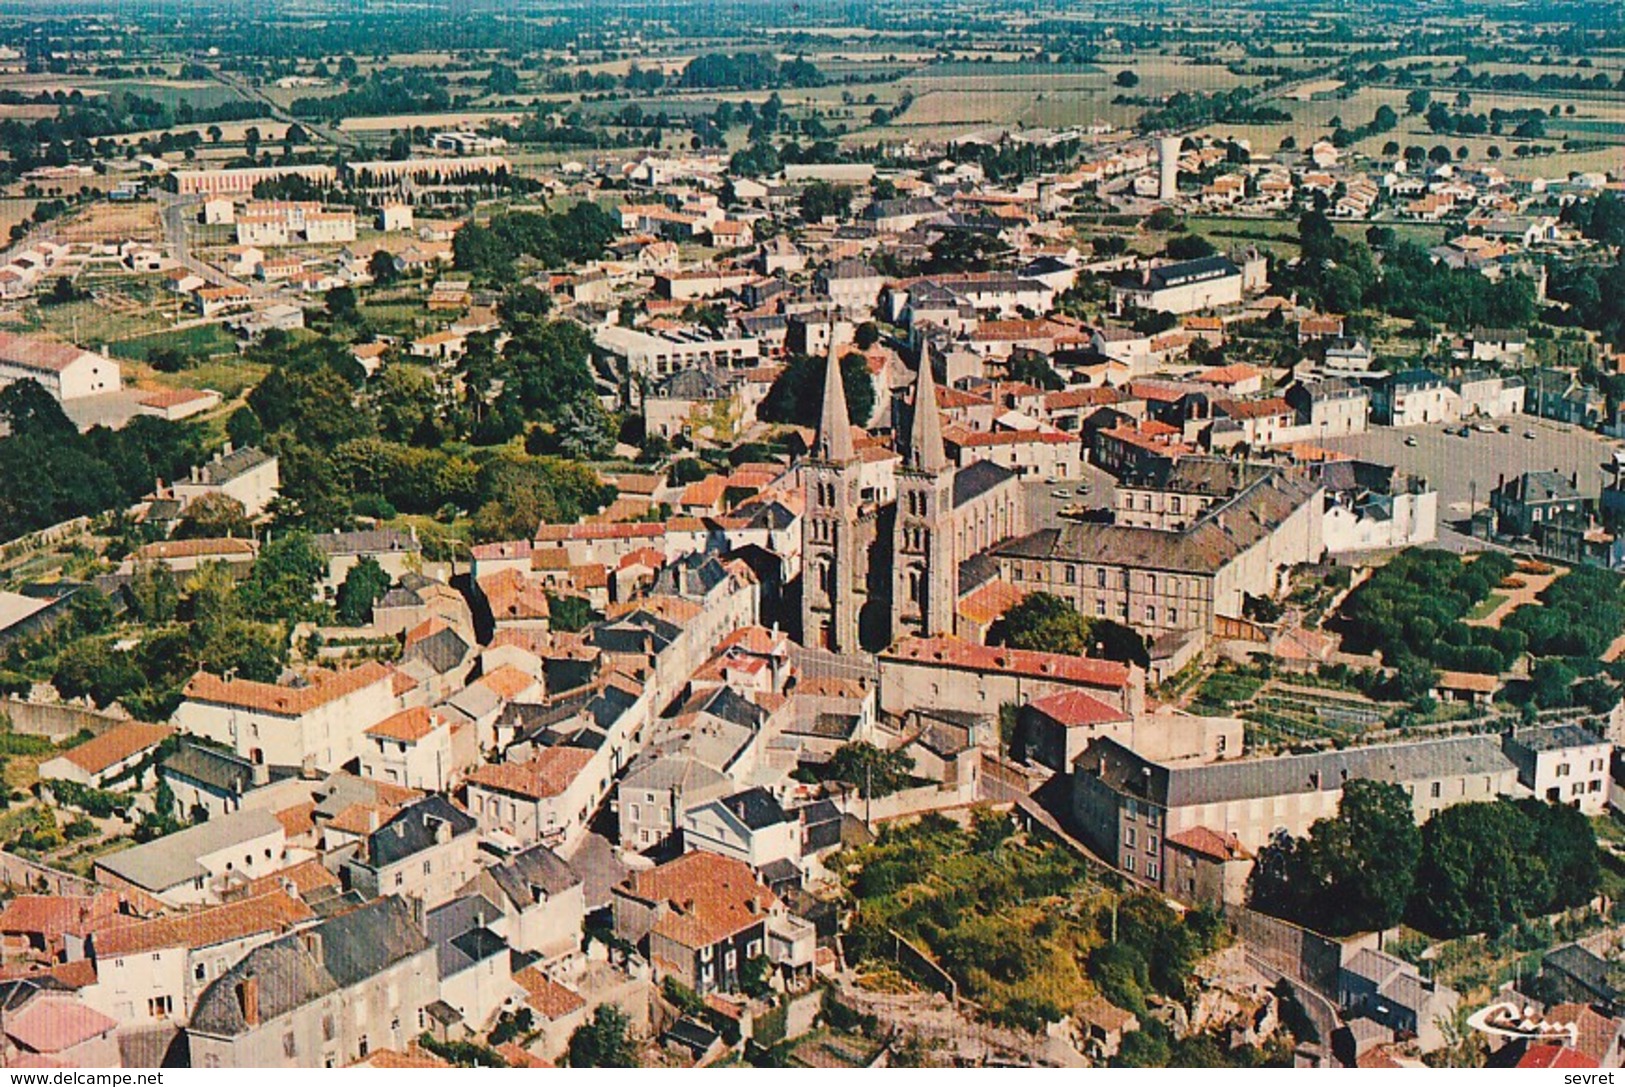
[1023,462,1117,526]
[1317,416,1622,527]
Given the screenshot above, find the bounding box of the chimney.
[251,760,269,787]
[237,974,261,1027]
[222,440,233,456]
[368,809,380,832]
[301,932,323,962]
[433,817,452,844]
[280,877,299,901]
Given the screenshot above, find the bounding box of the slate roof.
[995,470,1320,575]
[360,795,476,868]
[95,809,284,892]
[485,843,582,906]
[1081,733,1511,809]
[195,446,274,486]
[159,741,257,796]
[190,897,430,1037]
[711,787,790,831]
[951,458,1018,508]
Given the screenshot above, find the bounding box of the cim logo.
[1466,1000,1581,1044]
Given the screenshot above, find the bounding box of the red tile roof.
[467,746,594,801]
[1166,825,1251,862]
[883,636,1134,691]
[4,997,116,1053]
[48,721,173,776]
[1026,689,1130,728]
[1518,1045,1598,1069]
[620,852,779,951]
[96,890,313,957]
[182,662,394,717]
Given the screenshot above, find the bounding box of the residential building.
[1073,734,1520,891]
[173,662,400,773]
[1369,369,1461,427]
[611,852,812,995]
[1110,256,1244,315]
[1489,470,1584,537]
[464,744,601,852]
[1503,723,1611,815]
[169,445,280,518]
[680,787,800,873]
[94,809,289,908]
[340,795,480,909]
[187,896,438,1068]
[1338,948,1460,1054]
[38,721,174,791]
[458,844,584,960]
[993,469,1324,639]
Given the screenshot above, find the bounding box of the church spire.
[905,342,947,474]
[813,341,854,464]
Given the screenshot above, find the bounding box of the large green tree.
[566,1004,637,1068]
[1249,780,1422,935]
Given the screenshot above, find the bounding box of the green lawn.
[106,324,239,363]
[1465,593,1508,622]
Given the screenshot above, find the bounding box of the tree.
[1249,781,1421,935]
[546,593,594,633]
[1114,69,1141,88]
[758,351,874,429]
[799,180,852,222]
[368,249,400,285]
[998,592,1091,655]
[824,741,915,797]
[238,533,327,624]
[1411,800,1549,936]
[0,378,74,439]
[335,556,391,626]
[172,493,253,539]
[128,560,180,623]
[325,285,359,322]
[566,1004,637,1067]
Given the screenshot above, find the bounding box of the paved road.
[1318,416,1623,529]
[1244,951,1342,1068]
[207,68,359,152]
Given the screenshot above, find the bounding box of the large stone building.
[800,344,1025,652]
[991,468,1323,640]
[1074,733,1520,894]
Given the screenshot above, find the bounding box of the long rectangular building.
[1074,733,1520,897]
[992,468,1323,640]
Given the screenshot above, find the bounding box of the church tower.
[801,344,863,652]
[892,344,957,643]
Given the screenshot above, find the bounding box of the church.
[800,342,1027,653]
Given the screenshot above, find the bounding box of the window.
[1430,781,1441,799]
[148,995,173,1017]
[1124,854,1135,873]
[1147,861,1159,880]
[1096,599,1106,616]
[1147,835,1159,854]
[423,860,432,875]
[1170,497,1181,514]
[195,962,207,982]
[1146,606,1156,623]
[358,1036,369,1059]
[1125,827,1137,848]
[1096,568,1107,587]
[284,1032,297,1058]
[1557,762,1571,777]
[394,872,404,887]
[1064,564,1077,584]
[1169,608,1178,625]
